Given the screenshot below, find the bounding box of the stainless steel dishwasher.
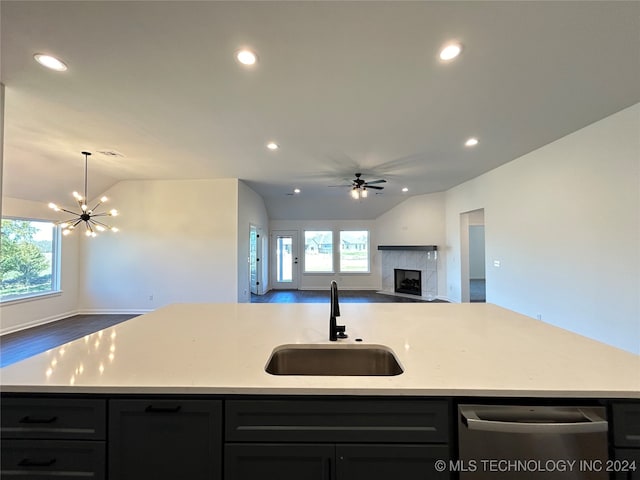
[458,404,608,479]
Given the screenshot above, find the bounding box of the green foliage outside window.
[1,218,57,300]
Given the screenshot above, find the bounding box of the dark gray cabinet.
[224,399,451,480]
[226,444,334,480]
[0,397,106,479]
[613,403,640,480]
[108,398,222,480]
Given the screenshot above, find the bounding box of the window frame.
[1,216,62,304]
[303,230,334,274]
[339,230,370,274]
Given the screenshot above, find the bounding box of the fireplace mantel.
[377,245,437,251]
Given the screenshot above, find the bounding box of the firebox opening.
[394,269,422,296]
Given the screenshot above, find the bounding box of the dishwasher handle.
[459,405,608,434]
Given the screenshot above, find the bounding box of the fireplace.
[394,269,422,296]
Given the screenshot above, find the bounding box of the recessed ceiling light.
[236,49,258,66]
[439,43,462,61]
[266,142,279,150]
[34,53,68,71]
[293,188,301,194]
[465,137,479,147]
[402,187,409,193]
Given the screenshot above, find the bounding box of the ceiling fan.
[330,173,386,199]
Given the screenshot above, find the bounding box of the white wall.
[374,192,447,299]
[445,103,640,354]
[0,197,80,333]
[269,219,378,290]
[237,180,270,302]
[79,179,239,311]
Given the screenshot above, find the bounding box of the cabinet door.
[614,449,640,480]
[336,444,450,480]
[225,444,334,480]
[108,399,222,480]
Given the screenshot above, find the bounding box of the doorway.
[249,225,262,295]
[271,230,299,289]
[460,209,486,303]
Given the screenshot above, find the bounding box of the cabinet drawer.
[1,398,106,440]
[0,439,105,479]
[613,403,640,448]
[226,399,449,443]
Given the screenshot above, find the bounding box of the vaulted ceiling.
[2,1,639,219]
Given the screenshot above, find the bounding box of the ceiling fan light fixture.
[361,188,368,198]
[351,188,360,200]
[34,53,68,71]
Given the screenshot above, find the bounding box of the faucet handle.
[335,324,348,339]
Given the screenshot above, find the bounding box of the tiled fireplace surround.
[380,249,438,300]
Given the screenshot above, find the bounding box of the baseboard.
[0,309,79,336]
[77,308,154,315]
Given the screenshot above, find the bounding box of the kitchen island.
[1,302,638,397]
[2,303,639,480]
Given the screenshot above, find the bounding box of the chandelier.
[48,151,119,237]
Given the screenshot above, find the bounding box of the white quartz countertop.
[1,303,638,398]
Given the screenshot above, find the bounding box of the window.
[1,218,60,302]
[340,230,369,273]
[304,230,333,273]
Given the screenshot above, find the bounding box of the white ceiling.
[2,1,639,220]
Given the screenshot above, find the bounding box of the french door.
[271,230,299,289]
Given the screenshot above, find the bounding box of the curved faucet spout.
[329,281,347,341]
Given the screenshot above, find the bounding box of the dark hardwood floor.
[251,289,446,304]
[1,314,138,368]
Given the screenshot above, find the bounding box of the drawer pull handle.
[19,416,58,424]
[19,458,57,467]
[145,405,181,413]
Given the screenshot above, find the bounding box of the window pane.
[340,230,369,272]
[276,236,293,282]
[304,231,333,273]
[1,218,58,301]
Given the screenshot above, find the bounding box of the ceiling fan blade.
[364,179,387,185]
[366,185,384,190]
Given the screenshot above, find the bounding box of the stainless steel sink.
[265,344,403,376]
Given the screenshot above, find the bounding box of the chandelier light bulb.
[111,227,119,233]
[100,196,108,202]
[109,209,119,216]
[73,191,82,200]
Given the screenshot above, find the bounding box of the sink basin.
[265,344,403,376]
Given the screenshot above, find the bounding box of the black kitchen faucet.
[329,281,348,341]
